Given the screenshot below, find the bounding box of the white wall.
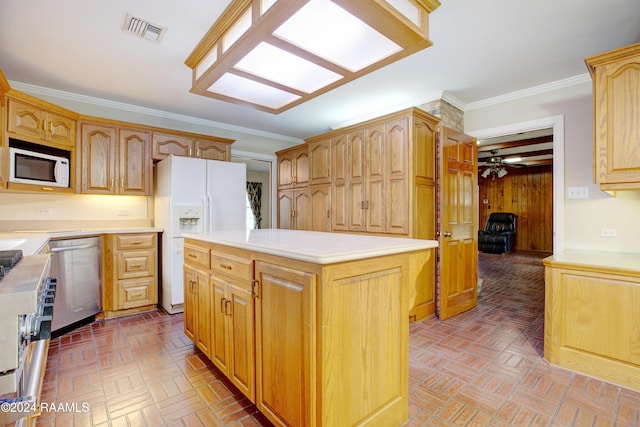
[0,193,153,231]
[465,80,640,253]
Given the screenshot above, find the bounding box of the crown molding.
[464,73,591,111]
[8,81,303,144]
[9,72,590,141]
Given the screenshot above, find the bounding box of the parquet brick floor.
[38,252,640,426]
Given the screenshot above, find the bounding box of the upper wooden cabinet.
[586,42,640,191]
[308,138,331,185]
[7,97,76,147]
[309,108,437,238]
[152,131,233,161]
[80,121,152,195]
[276,145,308,189]
[4,93,78,193]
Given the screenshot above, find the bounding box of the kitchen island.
[182,229,437,427]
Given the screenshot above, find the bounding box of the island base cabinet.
[184,237,426,426]
[544,265,640,392]
[255,261,316,427]
[316,256,409,427]
[210,275,255,402]
[183,265,211,357]
[255,254,409,427]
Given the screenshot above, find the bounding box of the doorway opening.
[477,127,554,255]
[470,115,565,254]
[231,151,277,230]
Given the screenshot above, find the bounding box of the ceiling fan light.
[481,168,491,178]
[503,157,521,163]
[497,168,508,178]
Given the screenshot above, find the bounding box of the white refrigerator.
[155,155,247,314]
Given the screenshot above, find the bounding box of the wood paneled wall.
[478,165,553,253]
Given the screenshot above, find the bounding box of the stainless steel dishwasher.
[49,236,102,332]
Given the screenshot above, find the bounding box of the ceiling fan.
[479,150,519,179]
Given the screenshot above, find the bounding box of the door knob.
[443,231,452,237]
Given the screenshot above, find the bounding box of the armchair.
[478,212,517,254]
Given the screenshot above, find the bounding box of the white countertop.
[543,249,640,275]
[0,227,163,256]
[0,254,50,316]
[183,229,438,264]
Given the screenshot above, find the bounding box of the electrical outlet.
[117,209,129,217]
[35,207,51,217]
[601,228,617,237]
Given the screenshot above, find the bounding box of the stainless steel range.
[0,250,56,426]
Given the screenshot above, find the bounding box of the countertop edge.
[543,249,640,276]
[2,228,164,255]
[183,231,438,265]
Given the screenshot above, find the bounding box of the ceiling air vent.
[123,13,166,42]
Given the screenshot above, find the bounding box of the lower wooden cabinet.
[183,264,211,355]
[254,260,315,426]
[544,251,640,392]
[184,237,421,426]
[103,233,158,318]
[210,274,255,399]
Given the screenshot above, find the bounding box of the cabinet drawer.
[211,251,252,283]
[117,250,155,279]
[117,233,156,250]
[117,277,157,309]
[185,243,211,269]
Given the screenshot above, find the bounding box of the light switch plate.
[568,187,589,199]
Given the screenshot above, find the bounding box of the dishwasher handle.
[49,243,99,252]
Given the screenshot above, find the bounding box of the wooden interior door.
[438,127,478,320]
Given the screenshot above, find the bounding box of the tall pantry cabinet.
[276,108,440,320]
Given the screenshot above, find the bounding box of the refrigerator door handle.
[204,195,211,233]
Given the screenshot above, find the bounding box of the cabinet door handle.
[130,263,143,269]
[225,299,232,316]
[220,297,227,313]
[360,201,365,210]
[130,241,144,245]
[220,263,232,270]
[188,253,197,258]
[252,280,260,298]
[191,280,197,293]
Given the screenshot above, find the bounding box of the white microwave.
[9,146,70,188]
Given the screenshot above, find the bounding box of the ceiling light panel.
[273,0,402,72]
[208,73,301,109]
[385,0,421,26]
[235,42,342,92]
[186,0,441,114]
[223,9,252,53]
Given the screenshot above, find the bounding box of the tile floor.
[37,252,640,427]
